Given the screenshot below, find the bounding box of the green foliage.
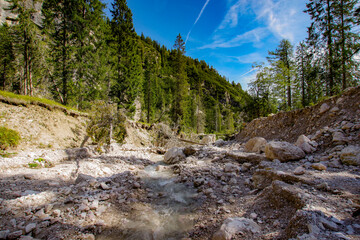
[28,157,54,168]
[86,101,127,149]
[0,90,80,112]
[0,126,20,150]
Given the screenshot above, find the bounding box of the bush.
[86,101,127,150]
[0,126,21,150]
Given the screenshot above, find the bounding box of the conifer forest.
[0,0,359,134]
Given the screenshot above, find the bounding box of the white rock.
[164,147,186,164]
[212,217,261,240]
[244,137,267,153]
[100,182,110,190]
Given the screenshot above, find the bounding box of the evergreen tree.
[172,33,189,129]
[267,39,295,110]
[42,0,79,104]
[0,24,15,90]
[7,0,43,96]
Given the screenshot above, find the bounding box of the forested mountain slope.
[0,0,250,135]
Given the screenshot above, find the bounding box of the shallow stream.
[98,157,199,240]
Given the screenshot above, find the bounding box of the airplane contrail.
[186,0,211,44]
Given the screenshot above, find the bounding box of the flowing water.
[98,158,199,240]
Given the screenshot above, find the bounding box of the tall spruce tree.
[110,0,142,111]
[7,0,42,96]
[267,39,294,110]
[42,0,79,104]
[172,33,189,129]
[0,23,15,91]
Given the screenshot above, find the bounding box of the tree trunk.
[327,0,334,95]
[340,0,346,90]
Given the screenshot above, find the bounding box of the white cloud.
[234,52,266,64]
[251,0,309,42]
[200,27,268,49]
[201,0,309,50]
[186,0,211,43]
[218,0,247,30]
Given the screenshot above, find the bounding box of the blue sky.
[102,0,311,89]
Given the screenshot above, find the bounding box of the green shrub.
[28,158,54,168]
[0,127,21,150]
[86,101,127,150]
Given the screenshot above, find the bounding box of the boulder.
[75,174,96,185]
[265,141,305,162]
[183,146,196,156]
[244,137,267,153]
[295,135,316,153]
[319,103,330,114]
[164,147,186,164]
[340,145,360,166]
[212,217,261,240]
[214,139,226,147]
[332,131,347,145]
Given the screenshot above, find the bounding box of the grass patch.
[0,126,21,150]
[28,157,54,168]
[0,90,85,115]
[0,150,17,158]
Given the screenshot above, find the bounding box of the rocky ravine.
[0,87,359,240]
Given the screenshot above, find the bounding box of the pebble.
[294,166,306,175]
[250,213,257,219]
[333,232,350,240]
[100,182,110,190]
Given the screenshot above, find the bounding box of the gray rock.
[340,145,360,166]
[332,131,347,144]
[7,230,22,239]
[294,166,306,175]
[265,141,305,162]
[333,232,350,240]
[226,152,267,164]
[319,217,338,231]
[183,146,196,156]
[244,137,267,153]
[0,230,9,240]
[224,163,236,173]
[164,147,186,164]
[25,222,36,233]
[295,135,316,153]
[75,174,96,184]
[212,217,261,240]
[214,139,226,147]
[319,103,330,114]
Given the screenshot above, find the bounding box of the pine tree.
[0,23,15,90]
[7,0,43,96]
[42,0,79,104]
[110,0,142,111]
[172,33,189,129]
[267,39,295,110]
